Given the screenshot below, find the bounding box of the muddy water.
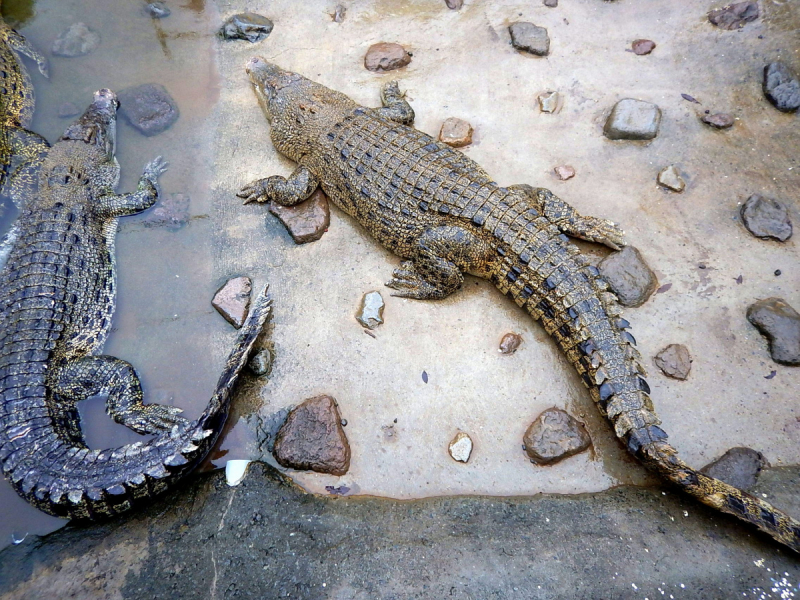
[1,0,800,552]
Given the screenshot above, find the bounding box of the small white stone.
[657,165,686,192]
[225,459,252,486]
[448,432,473,463]
[538,91,560,113]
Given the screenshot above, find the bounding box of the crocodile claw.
[237,179,269,205]
[580,217,626,251]
[143,156,169,183]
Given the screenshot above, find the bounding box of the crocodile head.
[60,88,118,161]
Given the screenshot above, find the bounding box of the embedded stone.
[145,2,171,18]
[740,195,792,242]
[364,43,411,72]
[701,447,766,491]
[332,4,346,22]
[448,432,473,463]
[544,0,558,6]
[212,276,252,329]
[438,117,473,148]
[538,91,559,113]
[117,84,179,137]
[357,291,384,330]
[273,395,351,476]
[701,113,735,129]
[219,13,274,43]
[268,188,330,244]
[141,193,190,230]
[509,22,550,57]
[657,165,685,192]
[631,39,656,55]
[445,0,463,9]
[499,332,523,355]
[554,165,575,181]
[763,62,800,113]
[747,298,800,366]
[653,344,692,380]
[708,2,759,30]
[51,23,100,57]
[603,99,661,140]
[248,348,273,377]
[523,408,591,465]
[598,246,658,308]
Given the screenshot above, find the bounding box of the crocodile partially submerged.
[239,58,800,553]
[0,90,271,520]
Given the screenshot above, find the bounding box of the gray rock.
[603,99,661,140]
[364,42,412,72]
[657,165,685,192]
[145,2,170,18]
[701,113,735,129]
[544,0,558,7]
[763,62,800,113]
[523,407,591,465]
[212,276,252,329]
[509,22,550,57]
[269,188,331,244]
[747,298,800,366]
[598,246,658,308]
[653,344,692,380]
[51,22,100,57]
[141,193,190,230]
[357,291,384,329]
[57,102,80,118]
[740,194,792,242]
[219,13,274,43]
[631,39,656,55]
[332,4,346,22]
[701,447,766,491]
[554,165,575,181]
[273,395,351,476]
[248,348,273,377]
[445,0,463,9]
[438,117,473,147]
[499,332,522,355]
[117,84,179,137]
[448,432,473,463]
[538,91,559,113]
[708,1,759,30]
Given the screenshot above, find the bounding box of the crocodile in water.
[0,89,272,520]
[238,58,800,553]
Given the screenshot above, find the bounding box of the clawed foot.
[577,217,626,251]
[143,156,169,185]
[386,261,439,300]
[237,177,271,205]
[117,404,186,435]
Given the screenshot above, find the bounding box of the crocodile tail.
[636,439,800,552]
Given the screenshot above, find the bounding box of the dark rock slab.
[212,276,252,329]
[598,246,658,307]
[509,22,550,57]
[701,447,767,491]
[364,42,411,72]
[145,2,170,18]
[763,62,800,113]
[268,188,330,244]
[653,344,692,380]
[604,98,661,140]
[219,13,274,42]
[523,407,591,465]
[438,117,473,147]
[141,192,190,230]
[51,22,100,57]
[117,84,179,137]
[499,332,522,355]
[708,1,759,30]
[747,298,800,366]
[740,194,792,242]
[273,395,351,475]
[632,39,655,55]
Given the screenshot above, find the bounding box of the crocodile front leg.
[377,80,415,126]
[49,355,187,435]
[386,225,493,299]
[510,184,626,250]
[237,164,318,206]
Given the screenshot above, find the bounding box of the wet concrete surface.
[2,462,800,599]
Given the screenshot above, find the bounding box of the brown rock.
[701,447,767,491]
[499,332,523,355]
[598,246,658,308]
[747,298,800,366]
[631,39,655,55]
[708,1,759,30]
[554,165,575,181]
[438,117,473,147]
[701,113,735,129]
[273,395,351,476]
[212,276,252,329]
[523,408,591,466]
[653,344,692,380]
[269,188,330,244]
[364,42,411,72]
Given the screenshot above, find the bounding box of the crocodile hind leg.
[49,355,187,435]
[377,80,415,126]
[97,156,168,217]
[509,184,626,250]
[237,164,318,206]
[386,225,493,299]
[1,126,50,208]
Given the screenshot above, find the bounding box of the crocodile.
[0,89,272,520]
[238,57,800,553]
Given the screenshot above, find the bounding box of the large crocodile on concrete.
[0,89,272,520]
[238,58,800,553]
